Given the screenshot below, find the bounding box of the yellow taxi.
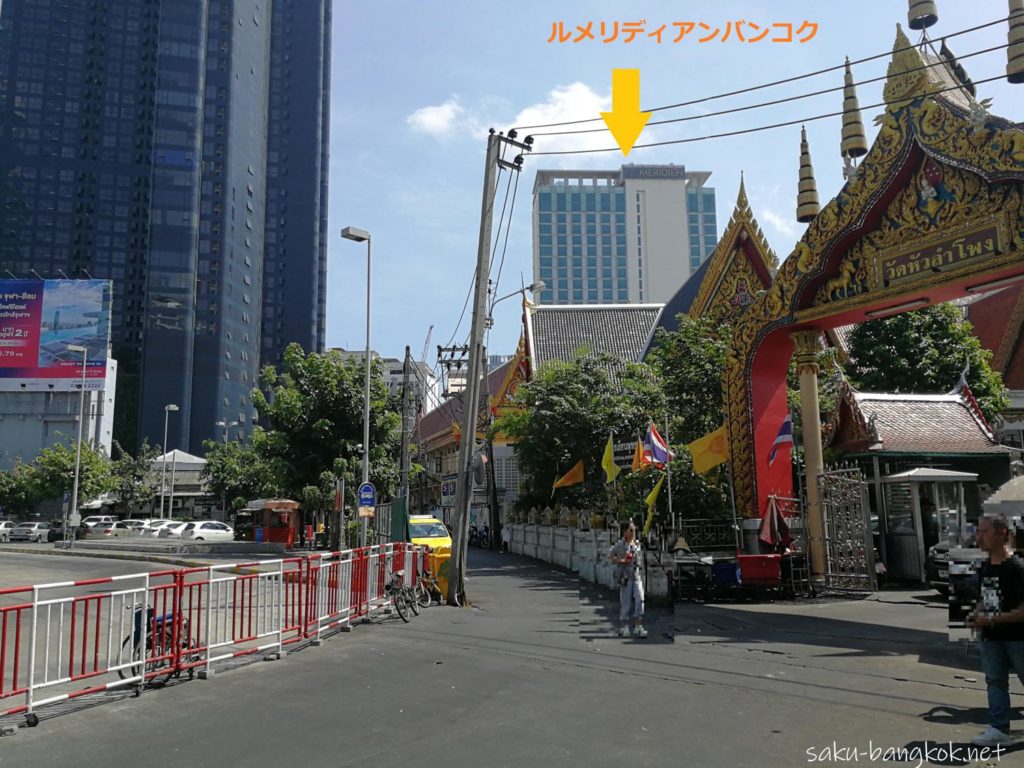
[408,514,452,551]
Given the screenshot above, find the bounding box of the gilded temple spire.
[841,57,868,160]
[1009,0,1024,84]
[797,126,820,223]
[907,0,938,30]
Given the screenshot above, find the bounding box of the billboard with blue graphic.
[0,279,112,391]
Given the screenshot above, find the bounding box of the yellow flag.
[642,473,665,535]
[551,460,585,497]
[630,439,644,473]
[602,435,621,484]
[687,425,729,475]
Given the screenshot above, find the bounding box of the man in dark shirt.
[967,512,1024,747]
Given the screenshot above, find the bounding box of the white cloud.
[404,83,615,163]
[760,207,799,241]
[406,98,465,137]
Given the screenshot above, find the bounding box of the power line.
[488,167,523,314]
[440,267,477,349]
[511,14,1013,132]
[440,155,512,351]
[529,40,1012,138]
[529,72,1007,157]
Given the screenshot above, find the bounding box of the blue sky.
[328,1,1023,366]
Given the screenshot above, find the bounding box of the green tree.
[250,344,402,503]
[0,463,42,516]
[30,441,115,507]
[496,352,665,511]
[646,315,730,443]
[110,439,160,516]
[643,315,733,523]
[202,434,283,513]
[846,303,1009,423]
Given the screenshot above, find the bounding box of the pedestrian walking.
[500,522,511,553]
[609,520,646,638]
[967,512,1024,747]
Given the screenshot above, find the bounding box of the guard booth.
[880,468,977,583]
[247,498,302,548]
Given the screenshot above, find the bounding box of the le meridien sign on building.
[621,165,687,180]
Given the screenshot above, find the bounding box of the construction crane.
[419,325,433,372]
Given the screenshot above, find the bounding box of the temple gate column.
[792,330,826,577]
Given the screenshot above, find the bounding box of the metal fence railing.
[0,543,428,727]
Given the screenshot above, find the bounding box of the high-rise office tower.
[0,0,331,454]
[532,165,717,305]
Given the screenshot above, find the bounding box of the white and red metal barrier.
[0,543,429,727]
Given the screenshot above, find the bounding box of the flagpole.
[725,461,741,556]
[664,413,674,536]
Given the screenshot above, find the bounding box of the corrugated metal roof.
[528,304,662,370]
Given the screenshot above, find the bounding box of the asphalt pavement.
[1,548,1021,768]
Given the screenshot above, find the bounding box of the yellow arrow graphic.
[601,69,651,157]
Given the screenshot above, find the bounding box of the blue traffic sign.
[357,482,376,507]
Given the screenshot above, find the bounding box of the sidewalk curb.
[2,546,206,569]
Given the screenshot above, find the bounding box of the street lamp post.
[160,404,179,518]
[214,420,239,517]
[479,282,544,548]
[65,344,88,549]
[342,226,372,548]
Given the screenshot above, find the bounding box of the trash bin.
[429,545,452,599]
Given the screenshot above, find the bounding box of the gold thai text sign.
[879,218,1005,288]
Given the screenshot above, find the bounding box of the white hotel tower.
[532,164,718,305]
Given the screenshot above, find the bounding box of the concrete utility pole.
[398,345,412,502]
[447,129,529,605]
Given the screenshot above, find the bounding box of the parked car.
[157,522,190,539]
[926,540,986,625]
[145,520,179,537]
[121,519,154,534]
[180,521,235,542]
[47,521,89,542]
[88,521,133,539]
[9,522,51,542]
[81,515,115,529]
[408,515,453,552]
[0,520,18,542]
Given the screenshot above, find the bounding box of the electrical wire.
[529,72,1008,157]
[439,267,476,350]
[488,167,523,315]
[440,144,509,352]
[528,40,1012,138]
[511,13,1014,132]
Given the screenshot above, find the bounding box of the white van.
[81,515,115,528]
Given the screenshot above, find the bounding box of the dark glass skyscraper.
[0,0,331,454]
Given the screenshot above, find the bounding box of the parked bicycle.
[117,603,199,686]
[383,570,417,622]
[415,571,443,607]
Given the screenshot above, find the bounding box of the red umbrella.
[758,497,794,551]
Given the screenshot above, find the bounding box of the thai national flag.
[768,414,794,467]
[642,423,674,466]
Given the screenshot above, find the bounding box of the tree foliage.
[236,344,402,514]
[201,436,282,513]
[496,352,664,511]
[30,440,115,505]
[846,303,1009,423]
[110,439,160,516]
[646,315,730,443]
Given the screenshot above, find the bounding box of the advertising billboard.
[0,279,112,391]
